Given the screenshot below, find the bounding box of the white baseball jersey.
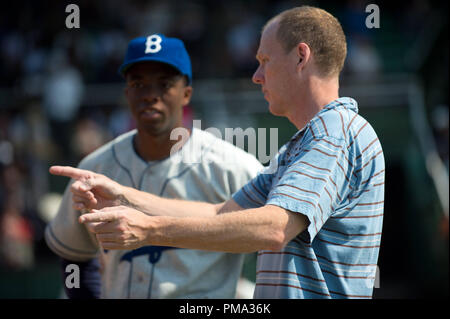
[45,128,263,298]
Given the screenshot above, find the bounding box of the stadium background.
[0,0,448,298]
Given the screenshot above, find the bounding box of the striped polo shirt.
[232,97,385,299]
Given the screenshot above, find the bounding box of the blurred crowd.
[0,0,447,298]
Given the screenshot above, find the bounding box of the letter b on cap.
[145,35,162,54]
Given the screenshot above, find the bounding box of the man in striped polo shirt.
[50,6,385,298]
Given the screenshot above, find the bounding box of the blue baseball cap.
[118,34,192,84]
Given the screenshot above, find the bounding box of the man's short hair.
[267,6,347,78]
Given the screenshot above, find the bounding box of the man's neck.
[134,127,191,162]
[288,76,339,130]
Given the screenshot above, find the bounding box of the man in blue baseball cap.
[45,34,263,298]
[117,34,193,147]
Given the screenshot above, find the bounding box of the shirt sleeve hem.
[265,197,318,244]
[45,225,98,262]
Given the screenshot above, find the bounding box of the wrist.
[117,187,139,210]
[145,215,169,246]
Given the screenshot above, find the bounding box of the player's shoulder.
[310,106,349,139]
[305,98,379,147]
[192,128,263,171]
[78,130,136,170]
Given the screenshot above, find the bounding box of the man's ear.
[296,43,311,69]
[183,86,193,106]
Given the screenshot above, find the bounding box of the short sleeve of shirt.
[232,155,280,209]
[266,135,347,243]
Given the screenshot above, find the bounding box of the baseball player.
[45,34,263,298]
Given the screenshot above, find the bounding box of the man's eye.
[131,82,142,89]
[256,59,265,67]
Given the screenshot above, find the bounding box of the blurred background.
[0,0,448,298]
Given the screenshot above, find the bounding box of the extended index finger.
[50,166,93,180]
[79,210,118,224]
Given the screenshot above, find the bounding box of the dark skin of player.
[124,61,193,161]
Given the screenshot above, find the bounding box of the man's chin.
[137,123,167,137]
[268,103,284,117]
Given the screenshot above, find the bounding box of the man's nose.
[140,85,160,102]
[252,66,264,85]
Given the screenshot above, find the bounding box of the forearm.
[148,206,287,253]
[51,165,225,218]
[79,203,308,252]
[119,185,222,218]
